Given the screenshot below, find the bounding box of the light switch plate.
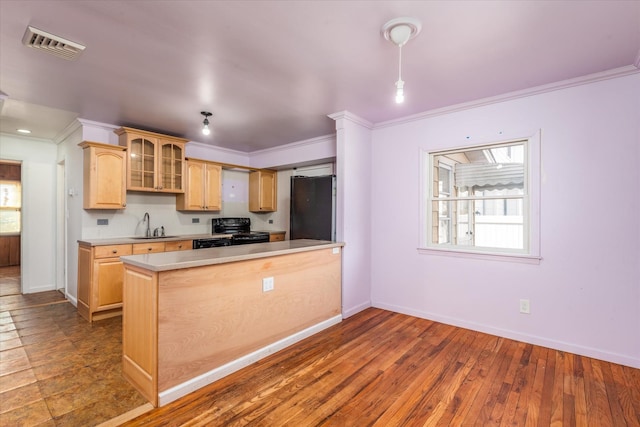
[262,277,274,292]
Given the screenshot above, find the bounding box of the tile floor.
[0,267,149,426]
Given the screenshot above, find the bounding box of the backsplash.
[81,169,288,239]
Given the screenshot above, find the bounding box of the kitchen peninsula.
[120,239,344,407]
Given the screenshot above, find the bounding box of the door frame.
[56,160,67,295]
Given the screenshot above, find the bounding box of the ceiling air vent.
[22,26,85,60]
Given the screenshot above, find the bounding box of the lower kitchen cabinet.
[77,239,193,322]
[269,232,285,242]
[78,243,132,322]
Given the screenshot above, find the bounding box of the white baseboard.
[373,302,640,369]
[342,300,371,318]
[158,314,343,406]
[66,294,78,307]
[22,284,55,294]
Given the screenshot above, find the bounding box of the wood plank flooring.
[124,308,640,427]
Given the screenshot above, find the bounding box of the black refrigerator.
[290,175,336,241]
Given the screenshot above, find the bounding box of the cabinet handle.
[178,245,182,249]
[147,247,153,251]
[123,203,127,207]
[112,250,118,254]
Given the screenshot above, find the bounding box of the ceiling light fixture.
[381,17,422,104]
[17,129,32,134]
[201,111,212,136]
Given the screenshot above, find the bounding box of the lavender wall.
[370,73,640,367]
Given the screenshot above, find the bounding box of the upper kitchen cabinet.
[115,127,188,193]
[249,169,277,212]
[176,158,222,211]
[79,141,127,209]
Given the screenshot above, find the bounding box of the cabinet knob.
[147,247,152,251]
[178,245,182,249]
[123,203,127,207]
[112,250,118,254]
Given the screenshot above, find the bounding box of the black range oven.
[212,218,270,245]
[192,237,231,249]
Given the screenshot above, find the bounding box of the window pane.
[427,141,528,253]
[472,199,523,249]
[0,181,21,208]
[0,210,21,233]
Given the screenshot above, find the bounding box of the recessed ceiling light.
[17,129,32,134]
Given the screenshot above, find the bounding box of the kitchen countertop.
[120,239,344,272]
[78,233,232,246]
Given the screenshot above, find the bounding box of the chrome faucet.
[152,226,165,237]
[143,212,151,237]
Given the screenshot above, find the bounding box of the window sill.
[417,247,541,264]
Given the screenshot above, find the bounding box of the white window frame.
[419,131,541,264]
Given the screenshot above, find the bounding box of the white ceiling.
[1,1,639,152]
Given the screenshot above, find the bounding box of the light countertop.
[78,234,232,246]
[78,231,286,246]
[120,239,344,272]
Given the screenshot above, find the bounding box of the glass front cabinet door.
[115,127,188,193]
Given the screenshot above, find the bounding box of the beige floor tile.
[0,329,19,342]
[0,381,42,414]
[0,352,31,377]
[0,337,22,351]
[0,346,27,361]
[0,398,52,426]
[0,367,37,393]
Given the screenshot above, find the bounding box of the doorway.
[0,160,22,296]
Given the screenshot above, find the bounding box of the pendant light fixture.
[381,17,422,104]
[201,111,212,135]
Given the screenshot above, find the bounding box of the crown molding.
[53,118,82,144]
[187,140,248,156]
[0,131,56,144]
[249,133,336,156]
[328,111,374,129]
[375,65,640,130]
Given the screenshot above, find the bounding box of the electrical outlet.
[262,277,274,292]
[192,218,200,223]
[97,219,108,226]
[519,299,530,314]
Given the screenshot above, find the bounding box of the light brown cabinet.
[176,159,222,211]
[164,240,192,252]
[269,232,285,242]
[77,239,193,322]
[79,141,127,209]
[249,169,277,212]
[78,243,132,322]
[115,127,188,193]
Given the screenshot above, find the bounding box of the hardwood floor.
[1,268,638,427]
[124,308,640,427]
[0,269,149,426]
[0,265,21,296]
